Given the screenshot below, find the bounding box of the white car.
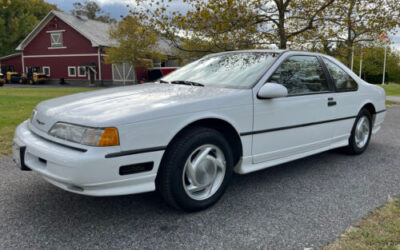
[12,50,386,211]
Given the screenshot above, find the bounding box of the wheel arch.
[360,102,376,115]
[359,102,377,124]
[160,117,244,169]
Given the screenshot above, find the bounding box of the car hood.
[33,83,248,131]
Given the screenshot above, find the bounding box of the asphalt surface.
[387,95,400,103]
[1,107,400,250]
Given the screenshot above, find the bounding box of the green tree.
[354,46,400,83]
[0,0,57,56]
[72,1,116,23]
[105,15,165,68]
[319,0,400,67]
[130,0,336,55]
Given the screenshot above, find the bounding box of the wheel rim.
[355,115,370,148]
[182,144,226,201]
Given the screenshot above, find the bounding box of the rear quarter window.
[323,58,358,92]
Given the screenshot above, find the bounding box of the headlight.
[49,122,119,147]
[30,109,37,123]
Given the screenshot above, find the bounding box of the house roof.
[16,10,116,50]
[0,53,21,61]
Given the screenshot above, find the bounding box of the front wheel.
[157,127,234,212]
[345,109,372,154]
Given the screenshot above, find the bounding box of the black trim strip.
[240,115,357,136]
[119,162,154,175]
[30,130,87,152]
[376,109,386,114]
[105,146,167,158]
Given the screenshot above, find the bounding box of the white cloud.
[94,0,190,12]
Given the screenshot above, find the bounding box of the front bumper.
[12,121,164,196]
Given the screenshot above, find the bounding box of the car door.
[321,58,361,145]
[252,55,336,164]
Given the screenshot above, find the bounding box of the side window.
[269,56,329,95]
[323,59,358,91]
[68,66,76,77]
[42,66,50,77]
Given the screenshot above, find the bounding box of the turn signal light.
[98,127,120,146]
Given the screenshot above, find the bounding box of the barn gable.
[16,10,116,51]
[23,16,97,55]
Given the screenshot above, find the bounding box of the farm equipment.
[0,73,4,86]
[20,67,48,84]
[6,71,21,83]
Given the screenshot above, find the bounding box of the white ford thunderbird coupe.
[13,50,386,211]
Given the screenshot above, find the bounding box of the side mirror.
[257,83,288,99]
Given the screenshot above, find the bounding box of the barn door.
[112,63,136,85]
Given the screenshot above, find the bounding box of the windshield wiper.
[158,79,170,84]
[171,80,204,87]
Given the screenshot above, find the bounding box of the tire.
[344,109,372,155]
[157,127,234,212]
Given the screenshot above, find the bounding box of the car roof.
[206,49,333,58]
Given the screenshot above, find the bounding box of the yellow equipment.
[0,73,4,86]
[21,67,48,84]
[6,72,20,83]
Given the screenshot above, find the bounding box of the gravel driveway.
[1,107,400,250]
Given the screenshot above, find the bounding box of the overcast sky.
[45,0,189,19]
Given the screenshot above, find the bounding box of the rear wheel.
[157,127,234,212]
[345,109,372,154]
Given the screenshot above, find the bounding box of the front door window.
[269,56,329,95]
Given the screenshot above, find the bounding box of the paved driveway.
[1,107,400,250]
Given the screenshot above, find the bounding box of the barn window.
[68,66,76,77]
[78,66,87,77]
[50,32,63,47]
[42,66,50,77]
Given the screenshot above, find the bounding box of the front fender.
[117,105,253,156]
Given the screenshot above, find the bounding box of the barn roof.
[16,10,116,50]
[0,53,21,61]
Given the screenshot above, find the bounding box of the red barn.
[0,10,178,86]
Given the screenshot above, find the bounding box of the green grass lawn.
[0,87,97,156]
[324,196,400,250]
[380,83,400,97]
[386,100,397,105]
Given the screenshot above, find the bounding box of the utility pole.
[359,48,363,78]
[351,47,354,72]
[382,45,387,85]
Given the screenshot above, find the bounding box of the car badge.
[36,119,45,125]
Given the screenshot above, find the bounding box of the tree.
[355,46,400,83]
[130,0,336,55]
[0,0,57,57]
[72,1,116,23]
[105,15,165,68]
[320,0,400,67]
[252,0,335,49]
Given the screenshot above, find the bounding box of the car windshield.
[161,52,279,88]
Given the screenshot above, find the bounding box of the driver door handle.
[328,97,336,107]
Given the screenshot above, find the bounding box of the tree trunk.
[280,35,287,49]
[346,40,353,68]
[278,5,287,49]
[346,0,355,67]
